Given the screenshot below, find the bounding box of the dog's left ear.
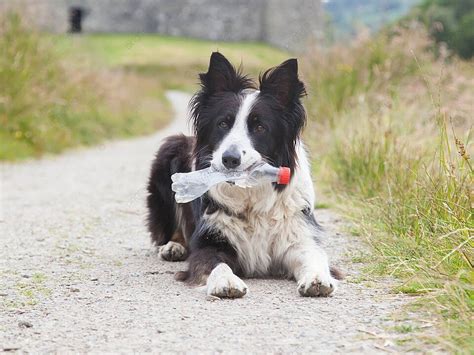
[259,59,306,107]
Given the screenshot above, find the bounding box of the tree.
[418,0,474,58]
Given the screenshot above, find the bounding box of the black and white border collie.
[147,52,341,298]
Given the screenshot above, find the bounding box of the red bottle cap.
[277,167,291,185]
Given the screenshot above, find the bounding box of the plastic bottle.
[171,163,291,203]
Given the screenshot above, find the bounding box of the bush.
[456,12,474,59]
[415,0,474,59]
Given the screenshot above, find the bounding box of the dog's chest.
[205,182,311,276]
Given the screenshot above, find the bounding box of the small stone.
[90,277,99,281]
[2,345,21,352]
[18,320,33,328]
[70,288,80,292]
[205,295,221,302]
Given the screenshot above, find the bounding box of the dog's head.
[190,52,306,176]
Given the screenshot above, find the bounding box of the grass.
[304,24,473,351]
[52,33,289,92]
[1,13,288,160]
[0,13,174,160]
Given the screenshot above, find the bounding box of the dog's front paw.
[206,263,248,299]
[298,272,337,297]
[159,241,188,261]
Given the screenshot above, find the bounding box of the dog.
[146,52,341,298]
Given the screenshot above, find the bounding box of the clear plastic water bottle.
[171,163,291,203]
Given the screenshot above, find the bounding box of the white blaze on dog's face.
[211,90,262,171]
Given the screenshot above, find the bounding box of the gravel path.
[1,91,412,353]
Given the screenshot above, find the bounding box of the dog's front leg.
[283,239,337,297]
[206,262,247,298]
[183,244,248,299]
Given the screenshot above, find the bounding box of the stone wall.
[0,0,321,51]
[264,0,322,51]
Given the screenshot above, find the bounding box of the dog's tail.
[330,266,344,280]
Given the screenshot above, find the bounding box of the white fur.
[206,263,248,298]
[211,91,261,171]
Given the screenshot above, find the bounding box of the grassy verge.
[0,13,173,160]
[1,14,288,160]
[303,25,473,351]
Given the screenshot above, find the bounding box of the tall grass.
[0,13,170,160]
[304,25,473,351]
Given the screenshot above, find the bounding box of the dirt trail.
[1,91,411,353]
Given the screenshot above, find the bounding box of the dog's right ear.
[190,52,255,133]
[199,52,254,94]
[200,52,237,93]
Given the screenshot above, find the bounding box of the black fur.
[256,59,307,182]
[146,134,194,246]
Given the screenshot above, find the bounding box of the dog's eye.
[254,124,266,133]
[218,121,229,129]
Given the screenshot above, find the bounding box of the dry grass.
[0,13,172,160]
[302,24,473,352]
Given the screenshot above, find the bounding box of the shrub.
[415,0,474,59]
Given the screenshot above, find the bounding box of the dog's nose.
[222,146,241,169]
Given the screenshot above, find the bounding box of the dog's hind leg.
[159,230,188,261]
[146,134,195,260]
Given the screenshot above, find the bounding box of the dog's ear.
[190,52,255,134]
[200,52,246,94]
[259,59,306,107]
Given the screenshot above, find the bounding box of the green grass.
[1,14,288,160]
[304,25,473,352]
[53,34,288,67]
[52,33,289,92]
